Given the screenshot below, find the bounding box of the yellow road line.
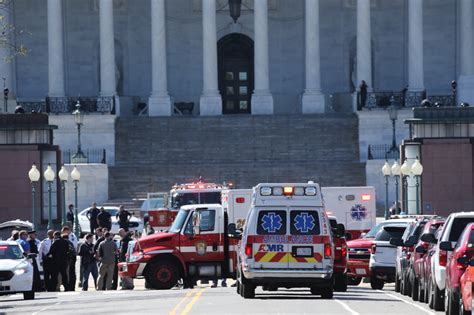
[169,290,195,315]
[179,288,205,315]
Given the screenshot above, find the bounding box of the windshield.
[375,226,407,241]
[364,221,410,239]
[0,245,23,260]
[141,198,166,211]
[169,209,190,233]
[171,192,221,209]
[449,218,474,242]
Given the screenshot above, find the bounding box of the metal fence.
[17,96,115,114]
[357,91,454,110]
[367,144,400,160]
[62,148,107,164]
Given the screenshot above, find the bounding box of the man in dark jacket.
[97,207,112,231]
[78,234,98,291]
[27,231,42,291]
[86,202,100,234]
[118,229,134,290]
[48,231,70,291]
[116,205,132,231]
[66,204,75,228]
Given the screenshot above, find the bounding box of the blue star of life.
[351,204,367,221]
[294,212,315,233]
[261,212,283,233]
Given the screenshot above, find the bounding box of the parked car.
[329,216,348,292]
[78,206,143,235]
[429,212,474,311]
[444,222,474,314]
[460,256,474,315]
[346,218,414,286]
[413,218,445,303]
[0,241,35,300]
[369,223,408,290]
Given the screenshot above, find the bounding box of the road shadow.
[255,293,330,300]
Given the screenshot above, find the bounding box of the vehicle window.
[198,210,216,232]
[169,209,190,233]
[172,193,199,209]
[375,226,406,241]
[364,221,411,239]
[468,230,474,247]
[329,219,337,229]
[0,245,23,259]
[290,211,320,236]
[199,192,221,204]
[449,218,474,242]
[402,222,416,241]
[257,210,287,235]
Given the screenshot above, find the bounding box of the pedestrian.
[67,204,75,228]
[359,80,368,110]
[7,230,19,241]
[97,232,117,290]
[17,230,30,253]
[97,207,112,231]
[27,230,42,291]
[94,227,105,252]
[118,229,134,290]
[48,231,69,291]
[39,230,54,291]
[78,234,98,291]
[61,227,77,291]
[62,226,78,250]
[86,202,101,234]
[116,205,132,231]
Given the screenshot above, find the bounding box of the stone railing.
[17,97,115,114]
[62,148,107,164]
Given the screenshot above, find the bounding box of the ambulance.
[236,183,335,299]
[321,186,376,240]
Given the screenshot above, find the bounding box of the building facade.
[2,0,473,116]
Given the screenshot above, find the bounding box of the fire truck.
[118,188,252,289]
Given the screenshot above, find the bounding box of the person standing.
[7,230,19,241]
[39,230,54,291]
[97,207,112,231]
[116,205,132,231]
[17,230,30,253]
[359,80,368,110]
[118,229,134,290]
[66,204,75,228]
[27,231,42,291]
[86,202,100,234]
[97,232,117,290]
[48,231,69,291]
[78,234,98,291]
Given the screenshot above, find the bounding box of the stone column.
[251,0,273,115]
[99,0,116,97]
[199,0,221,116]
[356,0,372,91]
[47,0,65,98]
[457,0,474,105]
[407,0,424,94]
[302,0,324,114]
[0,3,15,105]
[149,0,172,116]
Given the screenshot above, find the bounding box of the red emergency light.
[0,246,7,250]
[236,197,245,204]
[361,194,371,201]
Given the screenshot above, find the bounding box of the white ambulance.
[236,183,335,299]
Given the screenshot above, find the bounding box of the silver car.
[78,206,143,235]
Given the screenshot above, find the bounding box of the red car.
[444,222,474,314]
[412,218,445,303]
[460,257,474,315]
[329,216,348,292]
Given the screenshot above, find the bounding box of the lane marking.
[32,302,60,315]
[169,290,195,315]
[180,289,205,315]
[334,299,360,315]
[378,290,435,315]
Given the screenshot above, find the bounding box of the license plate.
[293,246,313,257]
[356,268,366,275]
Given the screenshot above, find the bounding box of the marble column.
[251,0,273,115]
[0,3,15,105]
[47,0,65,98]
[99,0,116,97]
[302,0,324,114]
[356,0,372,91]
[407,0,424,93]
[457,0,474,105]
[199,0,221,116]
[149,0,172,116]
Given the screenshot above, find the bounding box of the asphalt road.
[0,283,440,315]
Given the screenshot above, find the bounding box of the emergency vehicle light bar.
[259,186,317,197]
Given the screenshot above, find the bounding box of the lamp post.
[228,0,242,23]
[451,80,457,107]
[382,161,392,219]
[71,166,81,236]
[28,164,40,228]
[58,166,69,226]
[387,99,399,155]
[72,101,86,161]
[44,164,56,230]
[411,157,423,215]
[391,160,401,214]
[401,158,411,214]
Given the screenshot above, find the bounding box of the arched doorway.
[218,33,254,114]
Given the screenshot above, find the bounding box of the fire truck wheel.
[145,261,179,290]
[334,273,348,292]
[347,277,362,286]
[370,276,384,290]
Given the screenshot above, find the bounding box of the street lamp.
[58,166,69,226]
[401,158,411,214]
[411,157,423,215]
[28,164,40,228]
[228,0,242,23]
[387,99,399,155]
[44,164,56,230]
[71,166,81,236]
[381,161,392,219]
[72,101,86,162]
[391,160,401,214]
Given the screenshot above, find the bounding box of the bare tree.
[0,0,27,61]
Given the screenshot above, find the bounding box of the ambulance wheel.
[320,288,334,299]
[23,291,34,300]
[310,287,320,295]
[241,281,255,299]
[347,277,362,286]
[370,276,384,290]
[334,273,348,292]
[145,260,179,290]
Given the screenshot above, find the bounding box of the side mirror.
[439,241,453,251]
[390,238,404,247]
[335,224,346,238]
[227,223,242,240]
[420,233,437,244]
[415,245,427,254]
[458,256,469,266]
[405,235,418,247]
[26,253,37,259]
[345,232,353,241]
[192,211,201,235]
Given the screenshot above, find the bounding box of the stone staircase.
[109,114,366,199]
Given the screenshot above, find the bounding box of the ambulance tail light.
[362,194,371,201]
[245,244,253,258]
[341,244,347,257]
[439,250,447,267]
[324,243,332,258]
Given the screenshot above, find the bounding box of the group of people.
[86,203,133,233]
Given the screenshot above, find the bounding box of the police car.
[0,241,35,300]
[236,183,334,299]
